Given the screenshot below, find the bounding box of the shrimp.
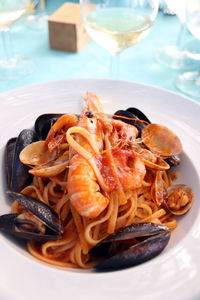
[107,119,145,192]
[112,148,146,191]
[67,92,145,217]
[67,155,109,218]
[45,114,78,152]
[67,92,110,218]
[110,119,138,147]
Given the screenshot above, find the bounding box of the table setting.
[0,1,200,300]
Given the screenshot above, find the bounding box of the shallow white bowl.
[0,79,200,300]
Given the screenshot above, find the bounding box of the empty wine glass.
[80,0,159,78]
[0,0,35,80]
[176,0,200,98]
[156,0,200,69]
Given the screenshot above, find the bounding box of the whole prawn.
[67,92,109,218]
[67,92,146,218]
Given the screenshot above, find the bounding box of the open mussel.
[5,137,17,190]
[126,107,151,124]
[90,222,170,271]
[113,109,149,136]
[5,129,39,193]
[0,191,63,241]
[34,114,63,140]
[34,113,80,141]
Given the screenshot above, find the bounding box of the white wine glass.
[0,0,35,80]
[156,0,200,69]
[80,0,159,78]
[176,0,200,98]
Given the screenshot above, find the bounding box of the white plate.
[0,79,200,300]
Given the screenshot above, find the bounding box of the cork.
[48,2,90,53]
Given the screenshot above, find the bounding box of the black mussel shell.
[6,191,64,235]
[9,129,38,193]
[95,232,170,271]
[113,110,148,136]
[0,213,59,241]
[113,110,138,125]
[5,138,17,190]
[126,107,151,124]
[165,155,181,167]
[90,223,170,271]
[34,114,63,140]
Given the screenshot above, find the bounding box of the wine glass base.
[0,56,35,80]
[155,45,200,70]
[175,71,200,98]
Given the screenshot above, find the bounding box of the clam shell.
[141,124,183,157]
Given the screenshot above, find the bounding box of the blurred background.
[0,0,200,100]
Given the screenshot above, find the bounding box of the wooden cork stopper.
[48,2,90,53]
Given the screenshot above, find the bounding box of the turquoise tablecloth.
[0,0,200,102]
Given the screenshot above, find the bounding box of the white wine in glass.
[80,0,159,78]
[0,0,35,80]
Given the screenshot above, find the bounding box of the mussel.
[90,222,170,271]
[0,191,63,241]
[114,108,149,136]
[34,113,63,140]
[5,129,39,193]
[126,107,151,124]
[34,113,80,140]
[3,114,67,242]
[165,155,181,167]
[5,137,17,190]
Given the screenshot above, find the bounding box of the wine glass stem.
[39,0,45,13]
[1,28,13,60]
[109,54,120,79]
[176,22,187,50]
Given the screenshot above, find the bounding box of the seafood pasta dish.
[2,92,193,271]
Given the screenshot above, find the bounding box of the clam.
[28,155,69,177]
[151,171,168,206]
[141,124,183,157]
[165,184,193,215]
[143,156,170,171]
[0,191,63,241]
[90,222,170,271]
[20,144,69,177]
[19,140,57,166]
[133,146,170,171]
